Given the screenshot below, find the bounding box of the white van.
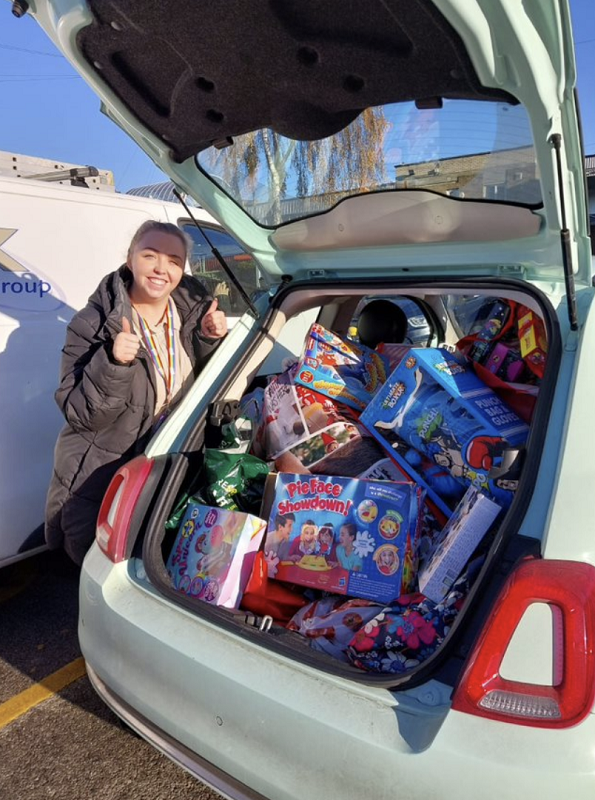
[0,172,263,566]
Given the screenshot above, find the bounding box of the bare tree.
[201,107,390,224]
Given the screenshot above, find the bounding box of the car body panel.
[80,546,595,800]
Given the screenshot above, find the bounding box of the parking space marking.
[0,657,86,731]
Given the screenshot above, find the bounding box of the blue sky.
[1,0,594,194]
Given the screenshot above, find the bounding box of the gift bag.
[240,551,308,623]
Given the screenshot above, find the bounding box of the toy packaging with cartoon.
[251,364,394,478]
[293,323,389,412]
[418,487,501,602]
[166,502,267,609]
[263,473,424,603]
[361,347,528,513]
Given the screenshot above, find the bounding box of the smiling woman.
[44,220,228,566]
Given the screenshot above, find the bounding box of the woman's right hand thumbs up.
[112,317,141,364]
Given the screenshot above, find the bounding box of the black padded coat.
[45,265,220,565]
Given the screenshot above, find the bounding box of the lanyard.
[136,299,177,403]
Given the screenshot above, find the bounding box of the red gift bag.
[240,551,308,623]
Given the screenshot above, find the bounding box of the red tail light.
[95,455,154,563]
[452,559,595,728]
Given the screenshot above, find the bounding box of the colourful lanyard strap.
[136,298,177,402]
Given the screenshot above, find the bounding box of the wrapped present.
[345,556,484,673]
[288,596,384,662]
[417,487,500,602]
[294,323,389,411]
[360,348,528,511]
[166,503,266,609]
[263,472,424,604]
[198,449,270,515]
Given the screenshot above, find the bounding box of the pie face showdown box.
[360,348,528,512]
[166,503,267,609]
[293,323,389,412]
[263,473,424,604]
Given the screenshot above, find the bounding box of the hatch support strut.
[550,134,578,332]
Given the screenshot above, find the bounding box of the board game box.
[263,472,424,603]
[418,487,501,602]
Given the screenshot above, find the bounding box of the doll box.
[262,472,424,604]
[418,487,501,603]
[166,503,267,609]
[293,323,389,412]
[360,347,528,511]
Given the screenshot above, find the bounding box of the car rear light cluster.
[96,455,154,563]
[452,559,595,728]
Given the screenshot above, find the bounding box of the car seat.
[357,300,408,349]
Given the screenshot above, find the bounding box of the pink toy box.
[263,472,424,604]
[166,503,267,609]
[293,323,389,411]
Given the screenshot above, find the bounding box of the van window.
[181,223,267,316]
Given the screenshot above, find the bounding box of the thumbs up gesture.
[200,298,228,339]
[112,317,141,364]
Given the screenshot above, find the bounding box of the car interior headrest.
[357,299,408,349]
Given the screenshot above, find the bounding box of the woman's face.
[128,230,186,305]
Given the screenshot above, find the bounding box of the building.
[0,150,115,192]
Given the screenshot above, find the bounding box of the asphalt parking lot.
[0,550,221,800]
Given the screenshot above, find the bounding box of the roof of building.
[125,180,200,205]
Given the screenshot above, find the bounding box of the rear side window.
[181,223,267,316]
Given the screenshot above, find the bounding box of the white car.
[24,1,595,798]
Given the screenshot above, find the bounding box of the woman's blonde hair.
[126,220,192,263]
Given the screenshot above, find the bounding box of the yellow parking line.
[0,657,87,731]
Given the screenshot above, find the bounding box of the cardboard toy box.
[360,347,528,512]
[293,323,389,412]
[518,309,547,378]
[251,364,394,478]
[418,487,501,603]
[263,472,424,604]
[166,503,267,609]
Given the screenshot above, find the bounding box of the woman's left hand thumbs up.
[200,298,228,339]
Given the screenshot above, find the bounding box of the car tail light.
[95,455,154,563]
[452,559,595,728]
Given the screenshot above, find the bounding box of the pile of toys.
[165,301,545,673]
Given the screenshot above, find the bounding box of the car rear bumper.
[80,545,595,800]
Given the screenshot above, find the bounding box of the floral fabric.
[287,555,484,673]
[346,556,484,673]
